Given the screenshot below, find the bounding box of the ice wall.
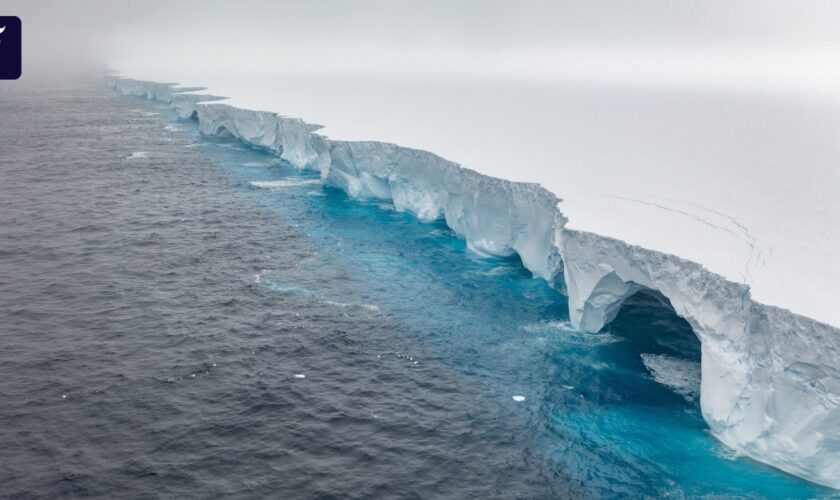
[325,141,565,282]
[195,104,330,171]
[105,76,840,489]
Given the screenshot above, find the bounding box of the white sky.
[8,0,840,93]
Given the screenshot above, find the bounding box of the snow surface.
[106,76,840,489]
[109,75,840,329]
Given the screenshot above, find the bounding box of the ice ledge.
[105,76,840,489]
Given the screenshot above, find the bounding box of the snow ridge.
[105,76,840,489]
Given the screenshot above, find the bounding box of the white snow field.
[104,74,840,489]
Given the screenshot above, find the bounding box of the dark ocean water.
[0,76,833,499]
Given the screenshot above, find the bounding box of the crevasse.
[106,76,840,489]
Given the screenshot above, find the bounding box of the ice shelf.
[106,76,840,489]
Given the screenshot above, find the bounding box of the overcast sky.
[7,0,840,91]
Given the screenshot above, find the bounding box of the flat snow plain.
[113,70,840,329]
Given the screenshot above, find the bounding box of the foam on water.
[522,320,623,346]
[321,300,381,313]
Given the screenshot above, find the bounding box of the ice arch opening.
[562,229,840,488]
[575,273,706,402]
[210,124,236,139]
[564,244,840,487]
[607,288,702,404]
[561,229,754,464]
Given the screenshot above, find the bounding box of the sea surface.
[0,75,834,498]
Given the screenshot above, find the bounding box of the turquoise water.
[176,106,834,498]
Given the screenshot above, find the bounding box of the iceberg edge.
[106,76,840,489]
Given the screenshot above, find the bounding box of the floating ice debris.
[250,179,322,189]
[512,395,526,402]
[294,374,306,379]
[641,353,701,401]
[61,394,67,399]
[126,151,149,160]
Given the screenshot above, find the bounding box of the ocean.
[0,75,832,498]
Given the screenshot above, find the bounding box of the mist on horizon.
[4,0,840,95]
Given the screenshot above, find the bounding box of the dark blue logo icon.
[0,16,21,80]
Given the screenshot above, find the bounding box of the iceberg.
[105,76,840,489]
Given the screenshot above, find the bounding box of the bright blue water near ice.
[0,77,834,498]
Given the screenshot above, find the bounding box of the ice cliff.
[105,76,840,489]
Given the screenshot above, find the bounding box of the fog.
[6,0,840,93]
